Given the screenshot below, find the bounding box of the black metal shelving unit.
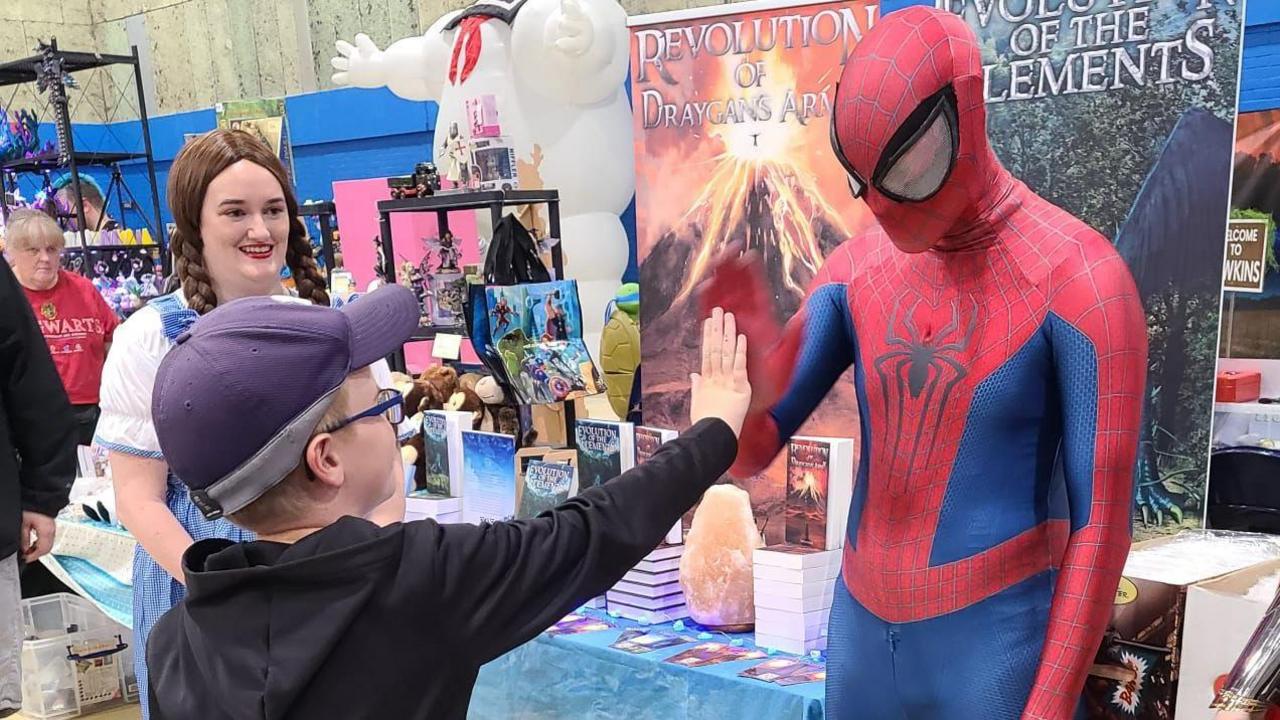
[0,39,167,274]
[376,189,574,445]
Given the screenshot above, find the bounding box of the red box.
[1216,370,1261,403]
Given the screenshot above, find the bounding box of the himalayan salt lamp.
[679,484,761,631]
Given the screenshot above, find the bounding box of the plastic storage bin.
[20,593,136,719]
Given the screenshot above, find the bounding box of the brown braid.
[286,216,330,307]
[167,128,327,313]
[171,227,218,314]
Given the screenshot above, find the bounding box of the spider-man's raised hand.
[698,250,806,477]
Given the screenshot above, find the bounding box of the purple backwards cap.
[152,285,420,520]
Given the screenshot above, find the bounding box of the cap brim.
[341,284,422,370]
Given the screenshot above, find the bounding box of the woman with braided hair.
[94,129,407,718]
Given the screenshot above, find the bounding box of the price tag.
[432,333,463,360]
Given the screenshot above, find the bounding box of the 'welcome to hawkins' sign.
[1224,219,1269,294]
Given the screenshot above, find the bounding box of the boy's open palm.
[690,308,752,438]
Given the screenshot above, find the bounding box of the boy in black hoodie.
[144,285,750,720]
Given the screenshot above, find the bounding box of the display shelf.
[0,50,136,86]
[410,325,468,342]
[0,39,166,270]
[2,151,147,172]
[376,189,560,214]
[1215,401,1280,415]
[378,187,573,447]
[299,201,338,282]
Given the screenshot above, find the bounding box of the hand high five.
[690,308,752,438]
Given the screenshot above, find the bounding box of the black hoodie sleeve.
[0,260,75,518]
[408,417,738,665]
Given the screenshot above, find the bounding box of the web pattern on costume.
[705,7,1146,719]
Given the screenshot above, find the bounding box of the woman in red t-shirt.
[5,208,119,447]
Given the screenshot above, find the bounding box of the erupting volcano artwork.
[631,0,876,542]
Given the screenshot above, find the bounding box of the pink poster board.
[332,178,481,371]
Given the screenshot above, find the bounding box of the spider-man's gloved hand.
[697,250,804,478]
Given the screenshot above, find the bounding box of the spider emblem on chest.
[874,295,976,402]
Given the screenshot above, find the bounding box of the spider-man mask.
[830,7,1002,253]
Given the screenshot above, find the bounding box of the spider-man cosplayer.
[701,7,1148,719]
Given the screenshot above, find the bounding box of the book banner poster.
[1221,109,1280,358]
[945,0,1241,539]
[634,0,1242,542]
[632,0,877,543]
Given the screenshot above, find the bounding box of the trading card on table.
[664,643,737,668]
[739,658,813,683]
[775,666,827,686]
[610,631,693,654]
[547,615,612,636]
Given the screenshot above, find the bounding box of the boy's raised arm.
[409,310,751,664]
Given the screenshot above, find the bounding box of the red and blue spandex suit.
[702,8,1148,719]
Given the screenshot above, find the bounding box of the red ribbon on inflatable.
[448,16,486,85]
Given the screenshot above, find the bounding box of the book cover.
[546,614,612,636]
[461,430,517,524]
[740,658,816,683]
[610,630,695,654]
[420,412,452,497]
[635,426,681,543]
[784,437,855,551]
[775,667,826,686]
[420,410,470,498]
[516,460,576,520]
[575,419,635,490]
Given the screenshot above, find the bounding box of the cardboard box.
[1175,558,1280,719]
[1084,534,1280,720]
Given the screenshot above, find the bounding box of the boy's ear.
[305,433,344,489]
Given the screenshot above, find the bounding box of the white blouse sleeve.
[94,307,168,459]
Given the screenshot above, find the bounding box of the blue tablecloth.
[471,613,826,720]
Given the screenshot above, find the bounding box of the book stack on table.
[405,492,462,524]
[606,544,688,623]
[752,545,841,655]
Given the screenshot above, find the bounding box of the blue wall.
[25,86,435,238]
[36,82,645,283]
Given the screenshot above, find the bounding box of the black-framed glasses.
[319,388,403,434]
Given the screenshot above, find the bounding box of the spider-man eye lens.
[873,86,959,203]
[829,105,867,200]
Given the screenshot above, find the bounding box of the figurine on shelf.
[440,122,470,188]
[406,263,430,325]
[435,231,461,272]
[373,236,388,284]
[415,162,441,195]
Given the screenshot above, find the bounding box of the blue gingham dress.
[95,292,254,719]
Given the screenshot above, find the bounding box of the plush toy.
[474,376,506,433]
[458,372,484,395]
[443,385,485,430]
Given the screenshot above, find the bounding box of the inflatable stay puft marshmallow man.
[332,0,634,359]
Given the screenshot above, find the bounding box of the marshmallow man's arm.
[511,0,629,105]
[332,14,459,102]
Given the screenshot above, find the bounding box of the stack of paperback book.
[606,543,687,623]
[752,545,840,654]
[404,492,463,524]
